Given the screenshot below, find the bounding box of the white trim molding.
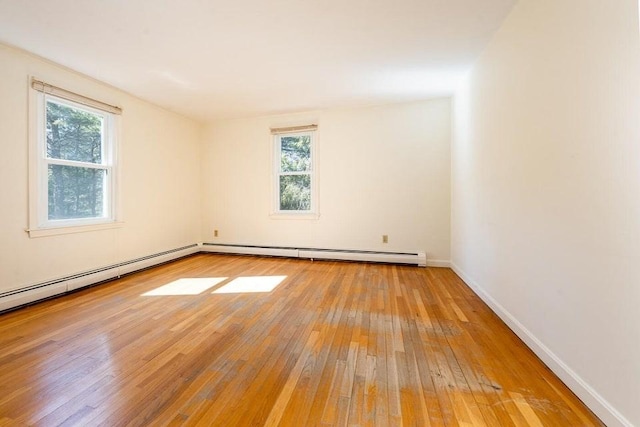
[424,259,451,268]
[202,243,428,267]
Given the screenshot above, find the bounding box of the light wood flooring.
[0,254,603,426]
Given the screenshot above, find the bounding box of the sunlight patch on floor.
[142,277,228,296]
[212,276,286,294]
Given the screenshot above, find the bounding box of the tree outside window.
[273,130,317,216]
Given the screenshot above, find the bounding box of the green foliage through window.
[277,133,313,212]
[45,99,107,220]
[48,165,104,219]
[280,175,311,210]
[280,135,310,172]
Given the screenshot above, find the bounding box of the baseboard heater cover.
[202,243,427,267]
[0,244,199,313]
[1,243,426,314]
[201,243,298,258]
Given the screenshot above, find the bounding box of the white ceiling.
[0,0,516,121]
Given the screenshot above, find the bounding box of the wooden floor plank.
[0,254,604,426]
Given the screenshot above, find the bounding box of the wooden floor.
[0,254,602,426]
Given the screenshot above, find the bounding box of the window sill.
[269,212,320,220]
[27,221,124,238]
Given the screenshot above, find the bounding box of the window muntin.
[274,131,317,214]
[37,94,115,227]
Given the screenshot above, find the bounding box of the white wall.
[0,43,202,293]
[452,1,640,425]
[202,100,451,263]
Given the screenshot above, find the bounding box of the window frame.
[271,129,319,219]
[28,82,122,237]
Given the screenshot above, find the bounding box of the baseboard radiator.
[0,244,199,313]
[0,243,427,313]
[201,243,427,267]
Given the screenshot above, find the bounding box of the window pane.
[46,99,103,163]
[281,135,311,172]
[48,165,105,220]
[279,175,311,211]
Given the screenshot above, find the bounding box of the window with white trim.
[272,126,318,216]
[30,80,120,234]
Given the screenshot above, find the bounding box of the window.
[272,125,318,217]
[29,79,121,236]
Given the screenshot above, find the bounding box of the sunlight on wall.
[212,276,287,294]
[142,277,228,296]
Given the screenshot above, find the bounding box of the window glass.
[47,164,105,220]
[273,130,317,215]
[46,99,104,163]
[280,135,311,172]
[279,174,311,211]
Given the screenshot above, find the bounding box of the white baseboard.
[425,259,451,268]
[201,244,298,258]
[202,243,428,267]
[0,244,199,313]
[298,249,425,266]
[0,282,67,312]
[450,262,632,427]
[1,243,437,313]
